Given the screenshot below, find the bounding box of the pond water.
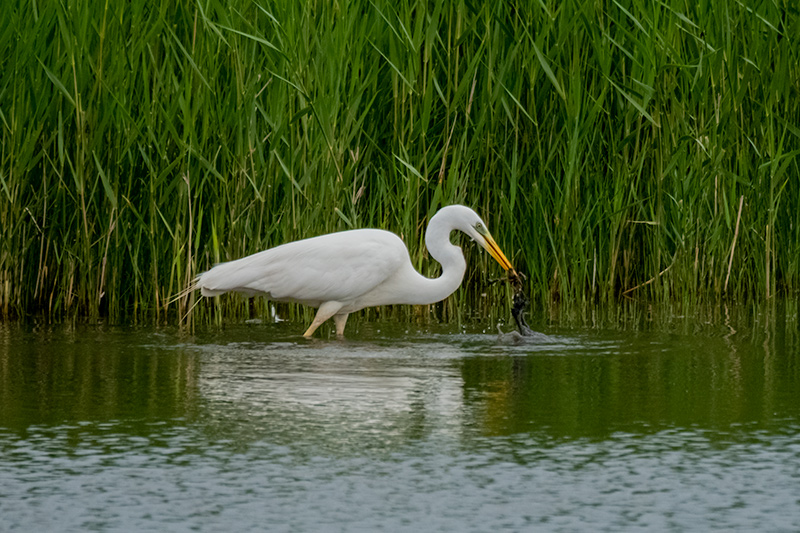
[1,318,799,532]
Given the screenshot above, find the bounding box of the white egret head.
[432,205,514,272]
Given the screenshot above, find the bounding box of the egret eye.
[475,222,484,232]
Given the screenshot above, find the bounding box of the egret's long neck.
[410,213,466,304]
[356,207,473,308]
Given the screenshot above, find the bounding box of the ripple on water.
[2,422,800,532]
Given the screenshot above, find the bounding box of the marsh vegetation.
[1,0,797,325]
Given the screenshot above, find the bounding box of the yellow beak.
[482,233,514,272]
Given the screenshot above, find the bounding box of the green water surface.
[1,317,799,531]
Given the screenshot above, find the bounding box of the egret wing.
[198,229,409,305]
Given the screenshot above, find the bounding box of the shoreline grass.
[1,0,798,324]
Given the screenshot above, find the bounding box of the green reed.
[0,0,797,324]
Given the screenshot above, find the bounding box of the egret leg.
[303,301,344,338]
[333,313,349,338]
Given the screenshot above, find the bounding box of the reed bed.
[0,0,797,324]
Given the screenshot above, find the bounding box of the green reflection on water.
[0,315,798,446]
[0,326,200,428]
[462,331,800,438]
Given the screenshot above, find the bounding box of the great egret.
[192,205,515,337]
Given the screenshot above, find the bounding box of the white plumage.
[193,205,514,337]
